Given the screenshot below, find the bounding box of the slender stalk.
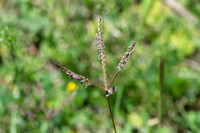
[159,56,164,127]
[39,80,46,114]
[106,95,117,133]
[39,81,51,133]
[90,81,105,90]
[24,111,38,119]
[108,71,120,89]
[47,120,52,133]
[101,51,108,91]
[53,92,76,117]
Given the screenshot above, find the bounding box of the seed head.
[96,17,106,61]
[117,41,136,72]
[57,63,92,88]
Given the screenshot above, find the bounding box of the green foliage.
[0,0,200,132]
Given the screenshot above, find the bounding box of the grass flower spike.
[117,41,136,72]
[57,16,137,133]
[96,17,106,61]
[57,63,92,88]
[56,63,105,90]
[96,17,108,91]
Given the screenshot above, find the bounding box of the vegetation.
[0,0,200,132]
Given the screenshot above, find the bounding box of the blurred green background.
[0,0,200,132]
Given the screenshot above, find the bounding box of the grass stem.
[159,56,164,127]
[108,71,120,89]
[106,95,117,133]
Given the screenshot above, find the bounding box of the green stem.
[106,95,117,133]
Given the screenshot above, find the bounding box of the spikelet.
[57,63,92,88]
[117,41,136,72]
[96,17,108,91]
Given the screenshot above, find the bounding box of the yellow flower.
[46,101,52,108]
[67,81,77,91]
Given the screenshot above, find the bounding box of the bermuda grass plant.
[57,17,136,133]
[1,1,200,132]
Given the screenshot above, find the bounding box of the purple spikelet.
[96,17,108,91]
[96,17,106,61]
[57,63,92,88]
[117,41,136,72]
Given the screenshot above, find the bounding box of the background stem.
[159,56,164,127]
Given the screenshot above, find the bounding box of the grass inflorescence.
[57,17,136,133]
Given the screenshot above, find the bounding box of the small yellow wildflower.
[46,101,52,108]
[67,81,77,91]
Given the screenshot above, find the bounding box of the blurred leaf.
[128,112,144,129]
